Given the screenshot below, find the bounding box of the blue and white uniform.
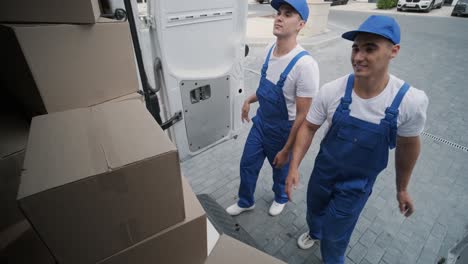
[238,44,319,208]
[305,74,428,263]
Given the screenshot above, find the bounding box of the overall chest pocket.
[333,124,388,171]
[257,82,282,106]
[337,126,379,150]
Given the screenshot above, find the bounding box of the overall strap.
[384,82,410,122]
[276,50,310,88]
[340,74,354,111]
[384,82,410,149]
[261,44,276,78]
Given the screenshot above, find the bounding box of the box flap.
[18,108,108,199]
[91,100,176,169]
[206,235,286,264]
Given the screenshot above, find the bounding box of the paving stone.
[347,242,368,264]
[279,211,297,228]
[346,256,357,264]
[359,229,378,248]
[375,232,394,249]
[416,247,438,264]
[304,251,322,264]
[293,214,307,230]
[278,224,300,242]
[369,217,386,235]
[349,230,363,247]
[273,251,288,262]
[264,236,286,255]
[355,217,372,234]
[279,238,300,258]
[364,244,385,264]
[381,249,401,264]
[288,254,306,264]
[362,205,380,222]
[424,234,443,254]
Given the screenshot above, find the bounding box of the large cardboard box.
[0,0,101,23]
[0,221,55,264]
[98,176,207,264]
[0,21,139,117]
[18,100,185,264]
[0,111,29,233]
[205,235,286,264]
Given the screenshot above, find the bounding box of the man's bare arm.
[395,135,421,217]
[273,97,312,168]
[285,120,321,200]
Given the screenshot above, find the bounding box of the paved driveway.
[182,5,468,264]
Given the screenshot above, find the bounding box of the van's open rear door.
[138,0,248,160]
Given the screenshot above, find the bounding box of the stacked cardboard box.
[0,0,103,23]
[0,1,144,261]
[0,107,29,233]
[17,100,205,264]
[0,220,55,264]
[0,11,140,118]
[0,1,287,264]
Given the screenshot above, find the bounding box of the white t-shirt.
[306,74,429,137]
[263,43,320,121]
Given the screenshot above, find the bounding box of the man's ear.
[297,20,306,32]
[390,44,400,59]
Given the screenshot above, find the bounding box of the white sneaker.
[226,203,255,216]
[268,201,286,216]
[297,232,317,250]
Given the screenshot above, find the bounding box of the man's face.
[273,5,305,38]
[351,33,400,78]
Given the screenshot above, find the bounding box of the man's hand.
[397,191,414,217]
[285,169,299,202]
[241,101,251,123]
[273,149,289,168]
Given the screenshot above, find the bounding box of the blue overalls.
[306,74,410,264]
[238,45,310,208]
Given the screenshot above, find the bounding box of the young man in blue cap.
[286,15,428,263]
[226,0,320,216]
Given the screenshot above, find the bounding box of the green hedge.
[377,0,398,9]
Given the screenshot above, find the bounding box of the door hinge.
[161,111,183,130]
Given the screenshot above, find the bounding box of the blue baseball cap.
[271,0,309,21]
[342,15,401,44]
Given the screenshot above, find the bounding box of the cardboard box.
[0,0,101,23]
[98,176,207,264]
[103,92,145,105]
[205,235,286,264]
[18,100,185,264]
[0,221,55,264]
[0,111,29,233]
[0,21,139,117]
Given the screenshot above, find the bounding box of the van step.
[196,194,259,250]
